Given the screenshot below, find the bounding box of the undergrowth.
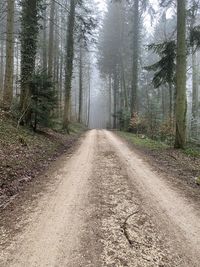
[117,131,168,150]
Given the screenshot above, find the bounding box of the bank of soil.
[0,111,86,208]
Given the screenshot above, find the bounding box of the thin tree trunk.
[161,86,165,121]
[108,74,112,128]
[169,82,173,127]
[3,0,15,110]
[87,66,91,127]
[48,0,55,78]
[78,44,83,123]
[42,7,47,72]
[192,51,198,136]
[131,0,139,115]
[0,39,5,101]
[113,69,118,129]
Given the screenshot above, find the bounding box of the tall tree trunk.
[161,86,166,121]
[3,0,15,110]
[78,44,83,123]
[63,0,76,129]
[131,0,139,115]
[113,69,118,129]
[20,0,39,121]
[108,74,112,128]
[191,51,198,136]
[42,7,47,72]
[169,82,173,127]
[174,0,187,148]
[48,0,55,78]
[0,38,5,101]
[87,65,91,127]
[15,40,20,96]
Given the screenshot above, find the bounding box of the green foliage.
[20,0,45,85]
[116,109,131,131]
[29,71,57,131]
[76,1,98,48]
[145,41,176,88]
[183,147,200,158]
[196,176,200,185]
[190,25,200,50]
[69,122,88,133]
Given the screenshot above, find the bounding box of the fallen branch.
[121,210,151,248]
[122,210,139,246]
[17,102,31,129]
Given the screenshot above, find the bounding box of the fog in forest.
[0,0,200,149]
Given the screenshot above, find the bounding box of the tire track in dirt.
[90,130,183,267]
[0,129,199,266]
[105,130,200,266]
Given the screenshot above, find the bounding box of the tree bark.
[108,74,112,128]
[191,51,198,136]
[48,0,55,78]
[174,0,187,148]
[78,44,83,123]
[0,37,5,101]
[3,0,15,110]
[63,0,76,129]
[131,0,139,115]
[42,7,47,72]
[20,0,39,119]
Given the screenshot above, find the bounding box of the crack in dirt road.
[0,130,200,266]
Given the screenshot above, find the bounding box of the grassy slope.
[117,131,200,187]
[0,113,87,204]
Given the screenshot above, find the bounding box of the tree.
[19,0,43,124]
[63,0,77,129]
[3,0,15,110]
[29,71,57,131]
[145,41,176,124]
[48,0,55,78]
[78,43,83,123]
[174,0,187,148]
[131,0,139,115]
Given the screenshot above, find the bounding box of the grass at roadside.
[116,130,200,187]
[117,131,200,157]
[183,146,200,158]
[117,131,169,150]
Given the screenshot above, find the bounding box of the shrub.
[129,113,148,134]
[29,71,57,131]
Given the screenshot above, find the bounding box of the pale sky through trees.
[95,0,174,32]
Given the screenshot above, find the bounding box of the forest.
[1,1,200,266]
[0,0,199,149]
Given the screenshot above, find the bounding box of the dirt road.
[0,130,200,266]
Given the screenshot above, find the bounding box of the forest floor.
[0,110,86,209]
[0,129,200,266]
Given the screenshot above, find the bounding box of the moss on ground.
[196,177,200,185]
[183,147,200,158]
